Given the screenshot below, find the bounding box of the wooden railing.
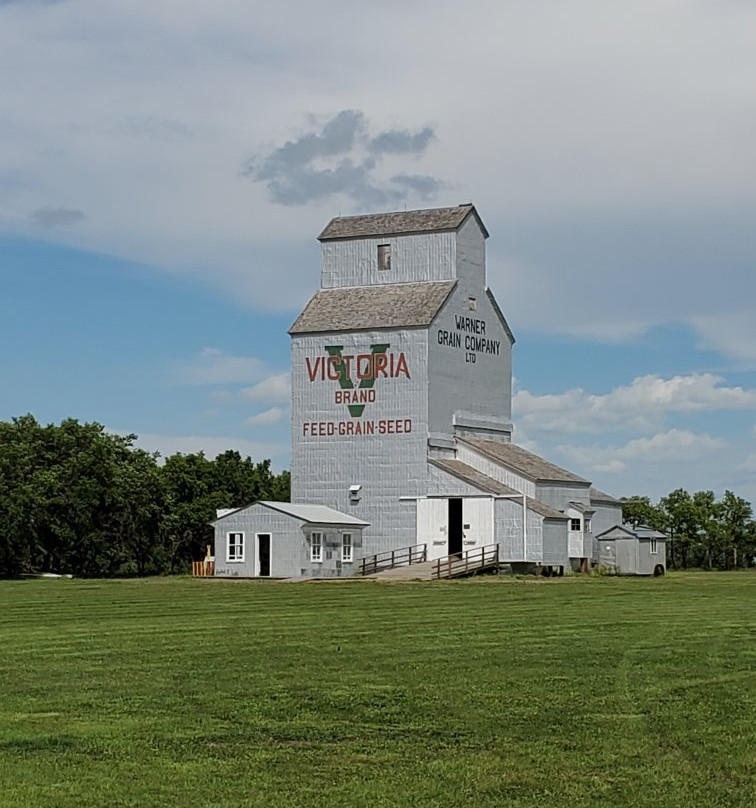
[192,560,215,577]
[432,544,500,580]
[358,544,427,576]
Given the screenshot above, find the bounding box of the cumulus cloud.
[244,109,443,207]
[31,206,85,228]
[240,373,290,404]
[514,374,756,435]
[556,429,729,474]
[171,348,266,386]
[245,407,285,426]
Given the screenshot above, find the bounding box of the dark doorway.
[258,534,271,577]
[448,498,463,557]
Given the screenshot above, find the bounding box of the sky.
[1,0,755,505]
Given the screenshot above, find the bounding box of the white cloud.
[240,372,290,404]
[514,374,756,435]
[692,311,756,364]
[1,0,755,344]
[245,407,285,427]
[556,429,728,474]
[171,348,266,386]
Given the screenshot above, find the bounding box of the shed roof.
[289,281,455,334]
[318,203,488,241]
[460,439,589,484]
[596,524,667,540]
[212,501,368,527]
[430,459,567,520]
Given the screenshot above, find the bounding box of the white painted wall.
[320,232,456,288]
[456,443,536,497]
[291,328,429,557]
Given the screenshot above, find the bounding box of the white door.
[417,498,449,560]
[461,498,495,550]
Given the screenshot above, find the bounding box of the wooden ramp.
[358,544,427,576]
[369,545,501,581]
[432,545,500,580]
[369,559,437,581]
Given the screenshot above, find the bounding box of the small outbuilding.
[212,502,368,579]
[595,524,667,576]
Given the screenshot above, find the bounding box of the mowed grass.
[0,574,754,808]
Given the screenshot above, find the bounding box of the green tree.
[621,496,665,530]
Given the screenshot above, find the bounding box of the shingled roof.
[460,439,589,484]
[289,281,456,334]
[430,459,567,519]
[589,486,620,504]
[318,204,488,241]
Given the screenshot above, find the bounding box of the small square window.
[310,531,323,563]
[341,533,353,563]
[468,297,477,311]
[227,532,244,563]
[377,244,391,270]
[569,518,582,531]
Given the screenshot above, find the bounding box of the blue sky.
[1,0,755,505]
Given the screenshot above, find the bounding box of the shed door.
[257,534,271,577]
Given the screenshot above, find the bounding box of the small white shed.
[595,524,667,576]
[212,501,368,579]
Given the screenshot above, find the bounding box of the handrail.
[432,544,499,580]
[358,544,427,576]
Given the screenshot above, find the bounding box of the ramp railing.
[358,544,427,576]
[432,544,499,580]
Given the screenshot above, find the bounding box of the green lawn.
[0,573,754,808]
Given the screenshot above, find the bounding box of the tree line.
[622,489,756,570]
[0,415,290,578]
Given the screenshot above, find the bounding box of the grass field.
[0,573,754,808]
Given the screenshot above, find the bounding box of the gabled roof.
[460,439,589,484]
[485,288,516,345]
[568,501,595,515]
[318,203,488,241]
[289,281,456,335]
[589,486,620,504]
[596,523,667,540]
[212,501,368,527]
[429,458,567,520]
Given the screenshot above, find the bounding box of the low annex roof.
[212,501,368,527]
[430,458,567,520]
[590,486,620,504]
[460,439,589,484]
[289,281,456,334]
[318,203,488,241]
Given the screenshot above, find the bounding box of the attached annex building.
[213,204,641,578]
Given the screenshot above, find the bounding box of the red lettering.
[374,353,388,377]
[306,357,322,381]
[395,352,410,379]
[327,356,341,380]
[356,354,373,379]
